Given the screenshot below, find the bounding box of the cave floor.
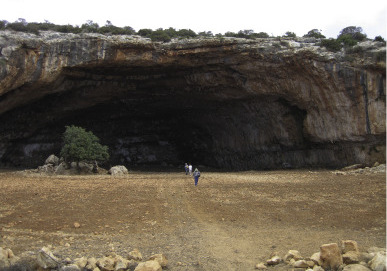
[0,169,385,270]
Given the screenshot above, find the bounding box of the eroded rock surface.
[0,31,385,169]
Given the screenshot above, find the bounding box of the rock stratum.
[0,31,385,169]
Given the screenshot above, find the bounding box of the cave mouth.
[0,64,311,170]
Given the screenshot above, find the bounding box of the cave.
[0,34,385,170]
[0,62,314,170]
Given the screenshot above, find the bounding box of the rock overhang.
[0,31,385,169]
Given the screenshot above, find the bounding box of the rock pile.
[30,155,128,176]
[333,163,386,175]
[1,240,385,271]
[0,246,167,271]
[258,240,386,271]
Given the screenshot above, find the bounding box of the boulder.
[284,250,303,262]
[45,154,60,166]
[342,240,359,254]
[60,264,81,271]
[134,260,162,271]
[36,246,60,269]
[343,251,360,264]
[293,260,310,268]
[114,255,130,271]
[109,165,129,176]
[369,251,386,271]
[128,249,143,261]
[96,256,115,271]
[320,243,343,270]
[255,262,267,269]
[267,255,282,265]
[148,254,168,268]
[74,256,88,269]
[0,247,10,268]
[310,252,322,266]
[86,257,98,270]
[343,264,372,271]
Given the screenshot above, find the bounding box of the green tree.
[303,29,325,39]
[320,38,342,52]
[137,28,153,37]
[338,26,367,41]
[284,31,297,38]
[149,29,171,42]
[60,125,109,167]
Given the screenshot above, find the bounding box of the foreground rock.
[109,165,129,176]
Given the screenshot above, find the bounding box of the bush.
[320,38,342,52]
[374,36,385,42]
[304,29,325,39]
[284,31,297,38]
[337,34,358,47]
[137,28,153,37]
[60,125,109,165]
[149,30,171,42]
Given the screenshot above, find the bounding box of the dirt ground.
[0,168,385,270]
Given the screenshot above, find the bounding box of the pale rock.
[36,246,60,269]
[313,265,325,271]
[45,154,60,165]
[368,248,386,254]
[284,250,303,262]
[267,255,282,265]
[148,254,168,268]
[60,264,81,271]
[293,260,310,268]
[359,252,374,263]
[128,249,143,261]
[134,260,162,271]
[342,240,359,253]
[369,251,386,271]
[74,222,81,228]
[343,251,360,264]
[74,256,88,269]
[255,262,267,269]
[343,264,372,271]
[96,256,115,271]
[109,165,129,176]
[320,243,343,270]
[86,257,98,270]
[114,255,130,271]
[0,247,10,268]
[310,252,322,265]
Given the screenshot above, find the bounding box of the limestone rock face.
[0,31,385,169]
[320,243,343,270]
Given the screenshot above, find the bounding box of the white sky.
[1,0,386,38]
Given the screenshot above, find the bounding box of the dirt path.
[0,169,385,270]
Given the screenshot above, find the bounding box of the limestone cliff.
[0,31,385,169]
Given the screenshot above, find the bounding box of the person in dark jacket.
[184,163,189,175]
[193,168,201,186]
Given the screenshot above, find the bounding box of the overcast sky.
[1,0,386,38]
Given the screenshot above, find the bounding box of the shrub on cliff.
[60,125,109,167]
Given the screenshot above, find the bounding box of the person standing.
[184,163,189,175]
[188,164,193,176]
[193,168,201,186]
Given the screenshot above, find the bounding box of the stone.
[313,265,325,271]
[255,262,267,269]
[310,252,322,266]
[86,257,98,270]
[293,260,310,268]
[109,166,129,176]
[60,264,81,271]
[74,256,88,269]
[114,255,130,271]
[74,222,81,228]
[284,250,303,262]
[343,251,360,264]
[369,251,386,271]
[96,256,115,271]
[320,243,343,270]
[36,246,60,269]
[342,240,359,253]
[343,264,372,271]
[128,249,143,261]
[148,254,168,268]
[0,247,10,268]
[134,260,162,271]
[45,154,60,165]
[267,255,282,265]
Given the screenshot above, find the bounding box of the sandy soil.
[0,169,385,270]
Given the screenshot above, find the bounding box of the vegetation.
[303,29,325,39]
[60,125,109,167]
[0,19,385,51]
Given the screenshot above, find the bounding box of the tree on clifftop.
[60,125,109,168]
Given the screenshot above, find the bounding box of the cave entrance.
[0,64,309,170]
